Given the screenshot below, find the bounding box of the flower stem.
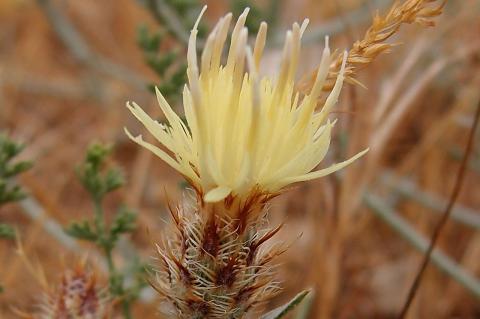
[93,197,133,319]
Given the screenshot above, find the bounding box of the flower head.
[126,7,368,203]
[44,268,108,319]
[31,262,111,319]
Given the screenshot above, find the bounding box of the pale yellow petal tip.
[359,147,370,157]
[193,5,208,31]
[342,147,369,165]
[204,186,232,203]
[124,127,135,139]
[123,127,142,143]
[241,7,251,16]
[281,147,369,185]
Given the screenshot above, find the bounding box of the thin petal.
[124,127,184,175]
[126,101,175,151]
[279,148,369,185]
[204,186,232,202]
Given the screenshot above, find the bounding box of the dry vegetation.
[0,0,479,318]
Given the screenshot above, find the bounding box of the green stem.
[93,197,106,239]
[122,299,133,319]
[93,196,133,319]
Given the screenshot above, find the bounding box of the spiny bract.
[152,198,283,319]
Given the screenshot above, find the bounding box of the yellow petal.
[124,127,183,175]
[204,186,232,202]
[280,148,369,185]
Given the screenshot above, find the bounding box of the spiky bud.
[34,264,111,319]
[152,192,283,318]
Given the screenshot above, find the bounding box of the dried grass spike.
[299,0,445,93]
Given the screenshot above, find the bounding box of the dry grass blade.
[397,100,480,318]
[364,192,480,297]
[36,0,147,89]
[300,0,445,92]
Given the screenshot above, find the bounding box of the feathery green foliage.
[0,133,32,293]
[65,142,144,319]
[137,25,187,100]
[0,133,32,207]
[138,0,206,101]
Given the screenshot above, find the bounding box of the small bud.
[34,264,112,319]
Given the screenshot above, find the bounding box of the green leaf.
[0,133,32,207]
[0,134,24,162]
[170,64,187,86]
[167,0,198,15]
[147,51,178,76]
[230,0,266,34]
[139,0,203,101]
[110,206,137,241]
[0,224,15,239]
[65,220,97,241]
[86,143,112,166]
[137,25,163,52]
[104,168,125,193]
[77,143,123,200]
[294,290,315,319]
[4,161,32,178]
[0,181,27,205]
[260,290,311,319]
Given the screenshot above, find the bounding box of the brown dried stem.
[397,100,480,318]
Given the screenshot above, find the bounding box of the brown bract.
[202,190,280,234]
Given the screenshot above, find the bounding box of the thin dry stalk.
[36,0,147,89]
[397,99,480,318]
[3,220,44,287]
[443,233,480,315]
[373,42,479,150]
[398,78,480,174]
[372,35,429,124]
[349,42,479,217]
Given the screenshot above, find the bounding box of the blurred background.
[0,0,479,318]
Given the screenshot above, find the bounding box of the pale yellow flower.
[125,7,368,203]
